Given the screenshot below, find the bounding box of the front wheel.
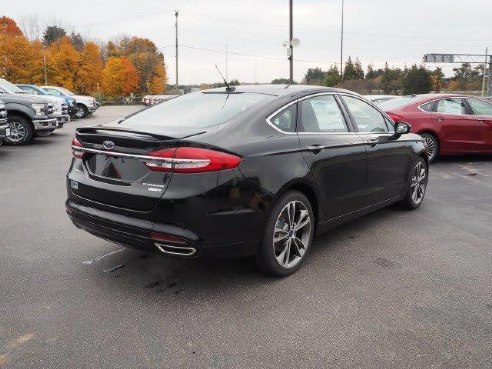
[399,157,428,209]
[74,104,88,119]
[256,191,314,277]
[4,115,34,145]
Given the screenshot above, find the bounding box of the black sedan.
[66,85,428,276]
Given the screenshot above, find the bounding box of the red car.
[380,94,492,162]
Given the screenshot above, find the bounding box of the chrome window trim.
[265,91,398,136]
[419,97,469,115]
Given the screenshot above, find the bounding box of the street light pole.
[175,10,179,92]
[289,0,293,84]
[43,47,48,85]
[482,47,488,97]
[340,0,344,80]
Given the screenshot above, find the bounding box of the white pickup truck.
[42,86,98,119]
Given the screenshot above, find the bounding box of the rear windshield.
[379,96,418,110]
[120,92,275,128]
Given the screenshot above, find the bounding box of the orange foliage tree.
[0,16,23,36]
[102,57,139,98]
[46,36,80,90]
[75,42,103,95]
[0,27,43,83]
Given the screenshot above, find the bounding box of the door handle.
[367,138,379,146]
[437,116,445,122]
[306,144,324,153]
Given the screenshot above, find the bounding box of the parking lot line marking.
[82,249,125,265]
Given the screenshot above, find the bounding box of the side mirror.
[395,121,411,136]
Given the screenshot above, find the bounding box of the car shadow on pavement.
[81,204,404,302]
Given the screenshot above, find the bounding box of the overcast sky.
[3,0,492,84]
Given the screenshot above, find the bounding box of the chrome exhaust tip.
[155,243,197,257]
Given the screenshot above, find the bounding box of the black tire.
[74,104,88,119]
[256,191,315,277]
[399,156,428,210]
[421,133,439,163]
[4,115,34,145]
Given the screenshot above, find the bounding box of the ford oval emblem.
[103,140,115,150]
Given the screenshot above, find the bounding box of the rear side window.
[342,96,389,133]
[420,101,434,112]
[121,92,275,129]
[299,95,348,133]
[270,104,297,132]
[436,98,466,115]
[467,98,492,115]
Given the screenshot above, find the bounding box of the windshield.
[120,92,276,129]
[58,87,74,96]
[0,79,25,94]
[379,96,419,110]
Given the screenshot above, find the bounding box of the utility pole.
[340,0,344,80]
[226,44,228,81]
[175,10,179,92]
[289,0,293,84]
[43,47,48,85]
[482,47,488,97]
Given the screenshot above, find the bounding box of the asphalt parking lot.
[0,106,491,369]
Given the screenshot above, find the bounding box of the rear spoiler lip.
[76,126,206,141]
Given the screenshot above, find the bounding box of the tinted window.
[467,98,492,116]
[342,96,388,133]
[270,104,297,132]
[436,98,466,114]
[299,95,348,133]
[121,92,275,129]
[420,101,434,112]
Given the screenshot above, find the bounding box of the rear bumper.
[66,199,260,259]
[33,118,57,131]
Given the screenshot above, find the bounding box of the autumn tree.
[431,68,444,92]
[0,17,44,83]
[75,42,103,94]
[46,36,80,89]
[70,32,85,52]
[0,16,23,36]
[102,56,139,98]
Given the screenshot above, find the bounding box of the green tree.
[323,65,341,87]
[271,78,291,84]
[305,67,326,85]
[403,65,432,94]
[353,58,365,79]
[43,25,66,46]
[381,63,403,94]
[343,56,358,80]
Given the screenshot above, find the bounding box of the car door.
[465,98,492,151]
[340,94,408,206]
[297,93,367,220]
[433,98,485,152]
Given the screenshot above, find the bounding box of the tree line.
[0,16,168,99]
[273,56,487,95]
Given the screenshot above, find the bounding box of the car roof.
[203,84,354,97]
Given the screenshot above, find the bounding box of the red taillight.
[150,232,186,244]
[387,113,405,122]
[144,147,241,173]
[71,137,85,159]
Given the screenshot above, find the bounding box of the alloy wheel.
[410,162,427,205]
[8,121,26,143]
[74,106,85,119]
[273,200,312,269]
[424,135,437,161]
